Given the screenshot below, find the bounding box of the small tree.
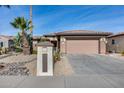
[14,32,22,48]
[10,17,33,54]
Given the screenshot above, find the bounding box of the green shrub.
[121,51,124,56]
[53,51,61,62]
[15,48,23,53]
[32,50,37,54]
[1,47,8,54]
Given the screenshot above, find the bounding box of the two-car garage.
[66,39,99,54]
[44,30,112,54]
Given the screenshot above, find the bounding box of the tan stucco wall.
[33,41,38,50]
[100,39,106,54]
[108,35,124,53]
[60,37,66,54]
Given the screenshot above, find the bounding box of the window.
[1,42,3,47]
[112,39,115,45]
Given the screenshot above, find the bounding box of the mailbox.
[37,41,53,76]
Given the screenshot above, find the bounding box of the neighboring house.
[33,36,41,50]
[107,32,124,53]
[44,30,112,54]
[0,35,14,49]
[0,35,42,51]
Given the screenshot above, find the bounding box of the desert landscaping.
[0,53,37,76]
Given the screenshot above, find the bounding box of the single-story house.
[107,32,124,53]
[44,30,112,54]
[33,36,41,50]
[0,35,42,51]
[0,35,14,49]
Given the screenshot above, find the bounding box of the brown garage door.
[66,40,99,54]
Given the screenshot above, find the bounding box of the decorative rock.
[0,62,31,76]
[0,54,36,76]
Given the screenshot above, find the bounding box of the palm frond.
[10,22,19,29]
[25,25,33,32]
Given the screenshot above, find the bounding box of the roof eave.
[108,34,124,38]
[56,33,112,36]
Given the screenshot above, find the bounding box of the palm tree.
[10,17,33,55]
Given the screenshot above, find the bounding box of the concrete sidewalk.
[0,75,124,88]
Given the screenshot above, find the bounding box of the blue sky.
[0,5,124,36]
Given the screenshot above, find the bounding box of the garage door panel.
[66,40,99,54]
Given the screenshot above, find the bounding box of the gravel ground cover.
[0,53,37,76]
[0,62,30,75]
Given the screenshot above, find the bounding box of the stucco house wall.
[99,38,107,54]
[0,38,12,48]
[0,35,14,49]
[0,39,14,48]
[0,40,8,48]
[60,37,66,54]
[100,41,106,54]
[108,35,124,53]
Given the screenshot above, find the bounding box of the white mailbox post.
[37,42,53,76]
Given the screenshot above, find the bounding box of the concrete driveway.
[64,54,124,87]
[67,54,124,75]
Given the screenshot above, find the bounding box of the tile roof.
[33,36,41,40]
[44,30,112,36]
[37,41,53,46]
[108,32,124,38]
[0,35,14,41]
[44,33,56,37]
[0,35,42,40]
